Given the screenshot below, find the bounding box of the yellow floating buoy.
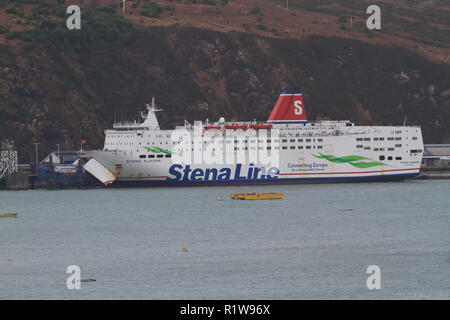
[182,244,188,252]
[0,213,18,218]
[217,197,222,201]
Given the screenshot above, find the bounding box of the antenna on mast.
[147,97,163,112]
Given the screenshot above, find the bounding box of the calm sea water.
[0,180,449,300]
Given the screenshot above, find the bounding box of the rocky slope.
[0,1,449,161]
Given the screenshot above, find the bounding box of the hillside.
[0,0,449,161]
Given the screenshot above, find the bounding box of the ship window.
[282,146,287,150]
[356,138,363,141]
[298,139,303,142]
[267,139,272,143]
[290,139,295,143]
[379,148,385,151]
[306,146,311,149]
[388,148,395,151]
[149,155,155,158]
[298,146,303,149]
[267,146,271,150]
[290,146,295,150]
[395,157,402,160]
[388,156,393,160]
[165,154,171,158]
[139,155,146,159]
[395,137,402,141]
[317,146,323,149]
[318,139,323,142]
[157,154,164,158]
[282,139,288,143]
[395,144,402,147]
[412,137,418,140]
[364,146,371,150]
[387,137,394,141]
[356,145,363,148]
[374,148,379,151]
[379,156,385,161]
[395,130,402,134]
[306,139,311,142]
[274,146,279,150]
[374,138,379,141]
[379,138,385,141]
[364,138,370,141]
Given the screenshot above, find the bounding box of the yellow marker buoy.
[182,244,188,252]
[217,197,222,201]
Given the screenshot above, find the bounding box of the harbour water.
[0,180,449,299]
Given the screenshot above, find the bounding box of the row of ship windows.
[108,138,325,144]
[107,138,326,146]
[141,146,325,152]
[356,145,402,150]
[139,154,172,159]
[379,156,402,161]
[356,137,418,141]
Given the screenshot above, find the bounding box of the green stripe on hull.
[313,153,388,169]
[143,146,173,155]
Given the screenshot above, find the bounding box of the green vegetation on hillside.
[5,7,133,50]
[0,1,449,161]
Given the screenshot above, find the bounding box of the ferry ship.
[83,92,424,186]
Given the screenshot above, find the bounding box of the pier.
[0,149,101,190]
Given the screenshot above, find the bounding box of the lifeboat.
[249,122,273,130]
[224,123,248,130]
[204,125,222,130]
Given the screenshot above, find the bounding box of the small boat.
[0,213,18,218]
[224,123,248,130]
[204,125,222,130]
[249,122,273,130]
[230,193,284,200]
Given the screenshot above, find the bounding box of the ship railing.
[279,130,369,138]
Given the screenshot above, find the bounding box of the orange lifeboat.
[249,122,273,130]
[204,125,221,130]
[224,123,248,130]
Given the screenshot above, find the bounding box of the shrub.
[251,6,261,14]
[200,0,216,5]
[140,1,162,18]
[256,24,267,31]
